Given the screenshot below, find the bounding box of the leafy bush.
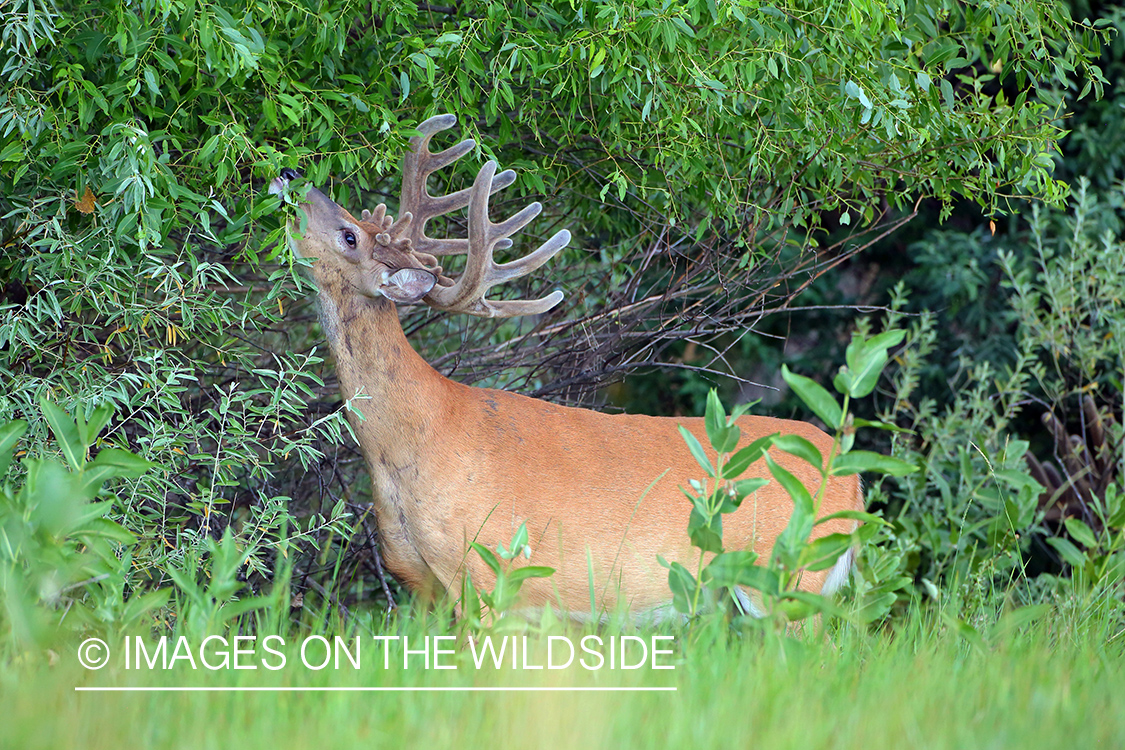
[665,330,915,627]
[0,401,165,649]
[873,182,1125,619]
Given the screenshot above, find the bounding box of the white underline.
[75,686,676,693]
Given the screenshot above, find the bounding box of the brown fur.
[304,263,861,617]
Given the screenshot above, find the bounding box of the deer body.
[275,115,862,618]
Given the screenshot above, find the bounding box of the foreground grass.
[2,609,1123,750]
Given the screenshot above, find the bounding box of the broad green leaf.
[509,522,529,557]
[831,451,917,476]
[77,404,114,447]
[781,364,842,428]
[688,506,725,553]
[778,590,844,620]
[853,591,896,624]
[732,564,781,596]
[470,542,502,576]
[1046,536,1087,568]
[0,419,28,479]
[76,517,138,545]
[703,551,781,596]
[722,433,777,478]
[941,613,985,650]
[773,433,825,471]
[852,418,911,433]
[217,595,272,624]
[798,533,853,572]
[842,330,905,398]
[705,390,738,453]
[506,565,556,584]
[766,454,814,515]
[767,455,815,570]
[40,399,85,471]
[1063,518,1098,550]
[663,560,699,615]
[87,448,157,477]
[989,603,1052,640]
[678,424,714,477]
[815,509,888,526]
[728,477,769,503]
[122,588,172,625]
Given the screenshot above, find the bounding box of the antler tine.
[424,159,569,319]
[400,114,517,257]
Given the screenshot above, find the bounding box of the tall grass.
[3,598,1123,750]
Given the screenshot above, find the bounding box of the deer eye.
[342,230,357,248]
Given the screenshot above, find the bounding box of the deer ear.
[378,268,436,304]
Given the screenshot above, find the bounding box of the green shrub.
[0,401,165,649]
[875,182,1125,619]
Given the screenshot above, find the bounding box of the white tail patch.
[733,587,766,618]
[821,545,855,596]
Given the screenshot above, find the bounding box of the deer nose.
[270,168,302,195]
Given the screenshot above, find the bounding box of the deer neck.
[310,262,456,588]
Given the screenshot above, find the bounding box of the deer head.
[270,114,570,317]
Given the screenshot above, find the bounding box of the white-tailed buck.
[271,115,862,619]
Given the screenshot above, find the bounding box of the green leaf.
[87,448,157,477]
[852,418,911,433]
[76,517,138,545]
[766,454,815,515]
[777,590,843,620]
[816,509,888,527]
[941,613,985,650]
[461,570,482,622]
[767,455,815,569]
[678,425,714,477]
[853,591,896,624]
[461,571,482,625]
[77,404,113,448]
[688,506,725,553]
[217,595,272,624]
[704,390,738,453]
[1046,536,1087,568]
[940,78,955,110]
[703,550,771,592]
[830,451,917,476]
[799,533,854,572]
[728,477,769,503]
[662,559,700,615]
[989,604,1052,640]
[841,329,905,398]
[470,542,503,576]
[722,434,776,478]
[781,365,842,428]
[1063,518,1098,550]
[40,399,85,471]
[729,564,781,596]
[772,433,825,471]
[122,588,172,625]
[509,522,529,557]
[506,565,555,584]
[0,419,28,479]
